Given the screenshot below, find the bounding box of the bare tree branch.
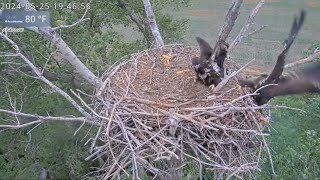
[245,25,267,38]
[50,0,91,32]
[116,0,151,45]
[229,0,265,52]
[14,0,102,88]
[0,108,96,129]
[142,0,164,47]
[0,32,92,119]
[51,18,90,32]
[213,58,255,92]
[217,0,243,43]
[285,48,320,68]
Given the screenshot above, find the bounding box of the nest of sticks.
[90,45,269,179]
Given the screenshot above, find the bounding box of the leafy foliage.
[0,0,190,179]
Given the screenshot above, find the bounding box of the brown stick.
[285,49,320,68]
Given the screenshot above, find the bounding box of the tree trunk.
[15,0,102,88]
[142,0,164,47]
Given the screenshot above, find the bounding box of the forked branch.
[0,32,92,119]
[229,0,266,52]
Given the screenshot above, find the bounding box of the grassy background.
[176,0,320,68]
[175,0,320,178]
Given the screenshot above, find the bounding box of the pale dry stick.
[187,144,203,180]
[73,89,94,136]
[191,140,224,163]
[180,148,236,171]
[105,138,130,179]
[90,120,104,153]
[228,92,259,104]
[244,25,267,38]
[105,98,123,137]
[111,162,132,180]
[216,86,238,99]
[152,137,180,159]
[204,118,268,135]
[285,49,320,68]
[70,89,108,120]
[213,58,255,93]
[123,96,176,108]
[24,132,32,152]
[106,157,131,180]
[136,157,162,177]
[226,162,260,180]
[151,106,219,131]
[112,70,142,179]
[16,0,102,87]
[50,0,92,32]
[24,122,43,152]
[103,67,137,138]
[100,146,130,179]
[253,83,278,94]
[181,105,224,111]
[145,51,156,85]
[41,49,59,75]
[5,85,20,125]
[271,105,306,113]
[213,106,269,121]
[262,135,276,176]
[134,125,169,151]
[0,109,92,128]
[229,0,265,52]
[0,53,20,57]
[85,143,107,161]
[117,118,141,180]
[0,32,92,118]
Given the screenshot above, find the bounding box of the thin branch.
[229,0,265,52]
[50,0,91,32]
[285,49,320,68]
[245,25,267,38]
[116,0,151,44]
[0,32,92,119]
[213,58,255,92]
[15,0,102,88]
[0,108,95,129]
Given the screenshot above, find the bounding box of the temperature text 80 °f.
[25,15,47,23]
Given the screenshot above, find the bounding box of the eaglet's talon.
[209,84,216,90]
[236,84,242,91]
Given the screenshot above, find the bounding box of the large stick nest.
[91,45,269,179]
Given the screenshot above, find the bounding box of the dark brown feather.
[238,10,314,105]
[256,65,320,105]
[192,37,225,87]
[262,10,305,86]
[196,37,214,60]
[214,40,229,77]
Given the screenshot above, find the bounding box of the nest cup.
[92,45,268,179]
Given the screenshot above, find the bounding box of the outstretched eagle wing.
[196,37,214,60]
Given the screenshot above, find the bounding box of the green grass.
[170,0,320,178]
[258,95,320,179]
